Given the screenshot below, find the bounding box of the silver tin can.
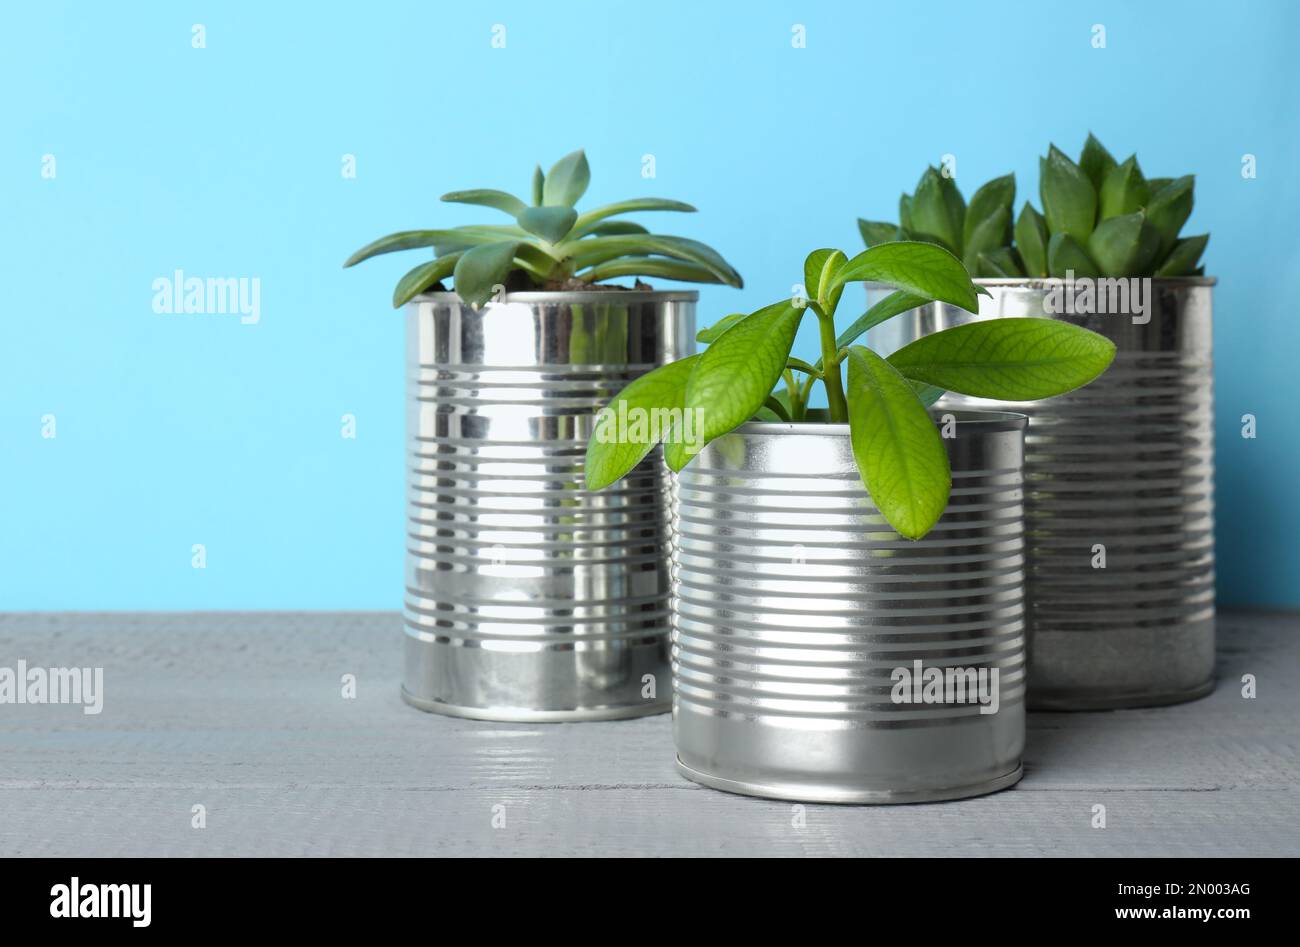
[403,290,695,721]
[870,278,1216,710]
[671,413,1028,803]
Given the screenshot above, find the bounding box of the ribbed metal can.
[402,290,695,721]
[870,278,1216,710]
[671,413,1028,803]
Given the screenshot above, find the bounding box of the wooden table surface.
[1,610,1296,857]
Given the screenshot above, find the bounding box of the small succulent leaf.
[516,206,578,244]
[531,166,545,206]
[1098,156,1150,220]
[1040,144,1098,243]
[887,318,1117,401]
[1079,134,1119,192]
[542,149,591,207]
[830,241,979,313]
[392,254,461,308]
[569,235,742,287]
[846,346,952,540]
[1047,232,1100,278]
[1146,175,1195,259]
[909,166,964,254]
[583,355,701,490]
[678,300,804,466]
[343,229,462,267]
[762,396,792,421]
[1146,177,1173,195]
[830,290,931,359]
[696,311,752,343]
[440,189,528,217]
[976,248,1021,277]
[858,219,903,248]
[1154,234,1210,277]
[804,247,848,312]
[429,225,531,256]
[1087,211,1147,276]
[580,257,724,285]
[962,173,1015,250]
[452,241,520,309]
[899,193,914,231]
[586,221,650,236]
[1014,202,1050,277]
[570,198,697,236]
[962,206,1011,270]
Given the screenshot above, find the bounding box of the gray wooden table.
[1,610,1295,857]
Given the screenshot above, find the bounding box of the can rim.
[736,410,1028,436]
[410,289,700,305]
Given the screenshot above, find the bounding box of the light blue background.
[3,0,1297,609]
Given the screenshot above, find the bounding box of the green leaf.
[1098,156,1149,220]
[1014,203,1049,278]
[909,166,965,254]
[1154,233,1209,277]
[762,396,792,421]
[829,290,930,360]
[585,221,649,236]
[976,248,1022,277]
[581,257,727,286]
[785,357,821,378]
[583,355,701,490]
[516,206,578,244]
[1047,232,1099,278]
[1146,177,1173,195]
[846,346,951,540]
[392,253,461,308]
[452,241,520,309]
[1088,211,1151,276]
[427,224,532,256]
[1079,134,1118,193]
[1040,145,1098,243]
[676,300,804,468]
[830,241,980,313]
[440,189,527,217]
[1146,176,1195,259]
[568,234,742,287]
[858,219,902,248]
[963,206,1011,270]
[804,247,848,312]
[570,199,697,237]
[343,229,462,267]
[531,166,545,206]
[899,194,914,232]
[963,174,1015,251]
[887,318,1116,401]
[909,380,945,407]
[542,149,590,207]
[696,311,751,343]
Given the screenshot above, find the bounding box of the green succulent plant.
[343,149,743,308]
[585,241,1116,540]
[859,134,1208,279]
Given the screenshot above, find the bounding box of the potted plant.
[345,149,742,721]
[586,241,1114,802]
[862,135,1216,710]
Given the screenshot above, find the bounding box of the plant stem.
[818,313,849,422]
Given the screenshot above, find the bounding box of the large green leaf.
[1146,176,1194,259]
[1098,156,1149,220]
[696,311,751,343]
[392,253,461,308]
[440,189,527,217]
[829,241,979,313]
[887,318,1116,401]
[584,355,701,490]
[1154,234,1209,277]
[1078,134,1118,192]
[675,300,804,468]
[343,229,461,267]
[1014,203,1049,277]
[1040,145,1098,243]
[516,206,577,244]
[570,198,697,236]
[568,234,742,287]
[542,149,591,207]
[803,247,847,312]
[846,346,951,540]
[452,241,520,309]
[909,166,965,254]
